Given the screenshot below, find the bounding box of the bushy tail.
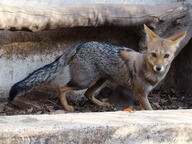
[8,45,79,102]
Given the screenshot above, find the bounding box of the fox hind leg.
[59,81,83,112]
[85,78,110,107]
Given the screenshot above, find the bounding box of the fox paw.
[65,105,75,112]
[102,102,110,107]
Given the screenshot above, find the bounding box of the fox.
[8,24,186,111]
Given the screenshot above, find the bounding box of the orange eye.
[164,54,169,58]
[151,53,156,58]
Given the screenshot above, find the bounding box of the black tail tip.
[8,86,19,102]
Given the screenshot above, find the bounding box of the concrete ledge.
[0,110,192,144]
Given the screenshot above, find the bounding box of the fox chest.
[142,73,167,92]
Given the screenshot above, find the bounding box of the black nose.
[156,66,161,71]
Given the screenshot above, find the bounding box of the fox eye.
[164,54,169,58]
[151,53,156,58]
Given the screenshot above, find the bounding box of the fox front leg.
[134,90,153,110]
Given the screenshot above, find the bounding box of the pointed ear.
[144,24,158,42]
[120,50,130,60]
[169,31,187,47]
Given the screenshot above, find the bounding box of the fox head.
[144,24,186,73]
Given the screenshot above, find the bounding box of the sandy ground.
[0,86,192,115]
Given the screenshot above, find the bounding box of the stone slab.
[0,110,192,144]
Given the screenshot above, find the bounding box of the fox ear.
[169,31,187,48]
[144,24,158,42]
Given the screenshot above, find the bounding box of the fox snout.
[153,65,165,72]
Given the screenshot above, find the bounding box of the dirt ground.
[0,86,192,116]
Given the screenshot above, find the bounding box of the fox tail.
[8,44,80,102]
